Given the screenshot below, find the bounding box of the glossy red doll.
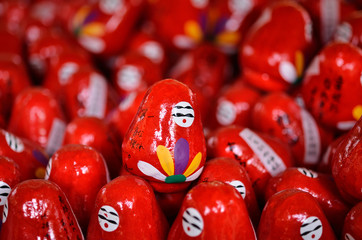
[197,157,260,226]
[168,181,257,240]
[258,189,336,240]
[128,32,168,71]
[0,156,20,228]
[207,125,293,198]
[0,179,84,240]
[63,117,122,179]
[0,58,31,120]
[170,44,229,121]
[265,167,350,235]
[207,80,261,129]
[122,79,206,193]
[0,129,48,180]
[27,31,75,80]
[87,175,169,239]
[297,0,356,44]
[69,0,145,56]
[63,68,116,120]
[318,133,345,174]
[45,144,109,231]
[342,201,362,240]
[7,87,67,156]
[301,42,362,131]
[333,11,362,49]
[111,52,162,97]
[106,89,146,140]
[252,92,333,168]
[332,116,362,204]
[43,50,92,102]
[148,0,266,52]
[240,1,315,92]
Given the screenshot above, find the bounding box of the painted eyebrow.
[172,113,194,118]
[98,215,118,224]
[0,185,10,189]
[174,105,193,109]
[300,225,322,236]
[301,218,318,228]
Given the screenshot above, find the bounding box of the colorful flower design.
[137,138,203,183]
[175,10,241,49]
[72,6,105,38]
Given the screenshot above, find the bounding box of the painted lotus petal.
[156,145,174,176]
[186,167,204,182]
[137,161,167,181]
[183,152,202,177]
[174,138,190,175]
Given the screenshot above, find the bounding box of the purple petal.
[174,138,190,175]
[32,150,49,166]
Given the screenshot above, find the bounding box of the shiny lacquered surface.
[7,87,66,155]
[207,125,294,198]
[258,189,336,240]
[342,201,362,240]
[265,167,350,235]
[87,175,169,239]
[45,144,109,232]
[122,79,206,193]
[240,1,315,91]
[168,181,256,240]
[197,157,260,226]
[63,117,122,179]
[332,116,362,204]
[0,179,84,240]
[252,92,333,168]
[302,42,362,131]
[0,129,49,180]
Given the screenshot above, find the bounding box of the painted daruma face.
[98,205,120,232]
[182,207,204,237]
[300,216,323,240]
[172,102,195,128]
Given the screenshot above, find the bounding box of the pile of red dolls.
[0,0,361,239]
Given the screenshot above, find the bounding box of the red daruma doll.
[122,79,206,193]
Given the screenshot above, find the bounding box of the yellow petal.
[295,50,304,77]
[81,23,105,37]
[156,145,174,176]
[353,105,362,120]
[216,31,240,45]
[73,6,90,28]
[185,21,203,42]
[183,152,202,177]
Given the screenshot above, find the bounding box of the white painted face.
[44,158,53,180]
[190,0,208,8]
[345,233,355,240]
[58,62,79,85]
[140,42,164,64]
[300,216,323,240]
[4,132,24,153]
[279,61,297,83]
[99,0,123,15]
[227,180,246,199]
[79,36,105,54]
[0,181,11,206]
[298,168,318,178]
[172,102,195,128]
[2,200,8,223]
[182,207,204,237]
[117,65,142,92]
[216,100,236,126]
[98,205,120,232]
